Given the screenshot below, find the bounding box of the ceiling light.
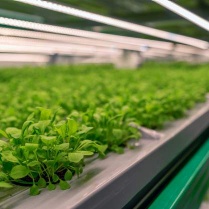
[13,0,208,49]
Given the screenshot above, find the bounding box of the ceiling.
[0,0,209,41]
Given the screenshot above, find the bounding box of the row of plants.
[0,62,209,195]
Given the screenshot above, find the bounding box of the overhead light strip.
[0,27,168,51]
[1,27,207,57]
[2,36,207,57]
[0,17,208,50]
[0,28,156,51]
[0,37,120,56]
[13,0,208,49]
[152,0,209,31]
[0,43,119,57]
[0,53,49,63]
[0,17,174,50]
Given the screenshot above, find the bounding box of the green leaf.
[10,165,29,179]
[6,128,21,138]
[64,170,73,181]
[55,143,69,151]
[2,162,13,173]
[76,151,94,156]
[37,107,52,120]
[37,177,47,188]
[111,146,124,154]
[33,120,51,134]
[0,140,8,147]
[0,181,13,188]
[27,112,34,121]
[1,116,17,123]
[22,120,33,135]
[52,174,59,182]
[59,180,70,190]
[77,140,94,150]
[67,119,78,135]
[51,109,59,123]
[47,182,56,190]
[25,143,38,151]
[28,153,36,160]
[68,152,83,163]
[0,130,8,138]
[41,135,56,145]
[0,172,8,181]
[30,184,40,195]
[95,144,107,154]
[113,129,123,139]
[1,151,19,163]
[56,152,67,162]
[74,167,82,177]
[77,125,93,135]
[27,161,40,167]
[55,121,66,138]
[36,149,47,159]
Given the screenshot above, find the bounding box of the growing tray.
[1,99,209,209]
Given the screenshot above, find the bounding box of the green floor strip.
[149,138,209,209]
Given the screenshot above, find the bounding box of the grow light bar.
[2,31,208,58]
[0,28,207,56]
[153,0,209,31]
[0,29,145,52]
[0,53,49,63]
[13,0,208,49]
[142,50,191,60]
[174,45,209,57]
[1,31,208,59]
[0,41,119,57]
[1,32,208,60]
[0,36,120,54]
[0,19,173,50]
[142,51,168,58]
[80,57,114,64]
[0,43,52,54]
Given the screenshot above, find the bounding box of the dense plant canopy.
[0,62,209,194]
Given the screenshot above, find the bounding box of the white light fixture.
[3,35,208,58]
[0,53,49,63]
[13,0,208,49]
[1,26,208,58]
[0,28,154,51]
[153,0,209,31]
[0,18,173,50]
[0,39,120,57]
[2,27,209,58]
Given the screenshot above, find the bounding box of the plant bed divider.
[0,100,209,209]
